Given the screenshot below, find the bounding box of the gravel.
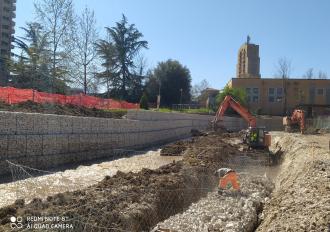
[154,174,274,232]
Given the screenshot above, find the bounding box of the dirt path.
[0,149,182,208]
[256,132,330,231]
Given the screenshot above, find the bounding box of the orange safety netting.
[0,87,139,110]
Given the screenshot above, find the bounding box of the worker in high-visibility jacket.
[214,168,240,193]
[250,131,258,143]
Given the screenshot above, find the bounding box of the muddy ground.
[0,101,126,118]
[0,132,269,231]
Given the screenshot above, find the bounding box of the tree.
[303,68,314,79]
[144,71,159,104]
[139,92,149,110]
[11,22,53,91]
[191,79,210,101]
[318,71,328,79]
[127,55,148,102]
[275,57,292,79]
[145,59,192,107]
[215,86,247,110]
[95,39,118,98]
[72,7,99,94]
[275,57,292,115]
[102,14,148,100]
[34,0,76,92]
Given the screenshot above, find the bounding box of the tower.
[236,36,260,78]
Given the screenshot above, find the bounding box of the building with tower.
[227,37,330,116]
[236,36,260,78]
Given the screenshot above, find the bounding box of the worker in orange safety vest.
[214,168,240,193]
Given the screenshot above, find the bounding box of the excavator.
[213,95,271,149]
[283,109,305,134]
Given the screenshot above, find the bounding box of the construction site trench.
[0,131,329,231]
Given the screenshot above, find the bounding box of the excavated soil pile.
[160,140,192,156]
[0,100,126,118]
[0,133,248,231]
[256,133,330,232]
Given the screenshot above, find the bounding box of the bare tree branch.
[275,57,292,79]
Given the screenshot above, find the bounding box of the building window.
[246,87,259,103]
[252,96,259,102]
[253,88,259,95]
[276,88,283,96]
[2,25,9,30]
[317,88,324,95]
[269,87,283,103]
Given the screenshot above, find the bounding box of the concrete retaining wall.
[0,110,212,176]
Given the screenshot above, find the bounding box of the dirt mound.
[256,132,330,232]
[0,100,126,118]
[190,129,208,137]
[160,140,191,156]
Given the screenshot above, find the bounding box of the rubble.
[154,174,273,232]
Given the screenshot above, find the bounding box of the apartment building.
[0,0,16,84]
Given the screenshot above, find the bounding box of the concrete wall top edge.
[0,110,143,122]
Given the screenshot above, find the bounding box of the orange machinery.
[213,95,271,149]
[283,109,305,134]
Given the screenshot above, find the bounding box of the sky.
[15,0,330,89]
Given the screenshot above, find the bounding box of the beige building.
[227,38,330,116]
[0,0,16,84]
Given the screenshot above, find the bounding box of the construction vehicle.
[283,109,305,134]
[213,95,271,149]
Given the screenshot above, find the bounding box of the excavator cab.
[244,127,271,149]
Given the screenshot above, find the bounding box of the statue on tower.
[247,35,250,44]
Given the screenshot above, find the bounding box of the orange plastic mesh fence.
[0,87,139,109]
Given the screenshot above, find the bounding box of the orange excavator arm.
[214,95,256,127]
